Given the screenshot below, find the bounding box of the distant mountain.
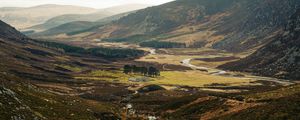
[30,11,135,38]
[83,0,300,52]
[220,9,300,80]
[27,11,113,32]
[31,21,99,38]
[99,4,151,14]
[0,4,97,29]
[28,4,150,32]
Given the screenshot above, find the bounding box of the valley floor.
[71,41,294,90]
[26,40,298,119]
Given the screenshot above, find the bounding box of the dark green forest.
[123,65,160,77]
[139,41,186,48]
[35,40,145,58]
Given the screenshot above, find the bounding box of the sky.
[0,0,174,8]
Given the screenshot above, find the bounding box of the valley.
[1,0,300,120]
[24,39,295,119]
[61,40,294,89]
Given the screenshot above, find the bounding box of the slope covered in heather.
[219,9,300,80]
[82,0,299,52]
[0,20,122,119]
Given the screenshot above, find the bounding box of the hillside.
[0,4,96,29]
[0,20,73,82]
[30,21,99,37]
[30,11,135,37]
[0,20,27,39]
[27,11,112,32]
[219,9,300,80]
[212,0,300,52]
[88,0,237,38]
[1,2,300,118]
[28,4,150,32]
[83,0,300,52]
[0,20,122,119]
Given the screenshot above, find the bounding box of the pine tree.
[123,65,132,74]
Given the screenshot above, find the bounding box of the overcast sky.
[0,0,174,8]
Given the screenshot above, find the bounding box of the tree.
[155,69,160,76]
[132,65,139,73]
[123,65,160,77]
[123,65,132,74]
[141,67,148,76]
[148,67,157,77]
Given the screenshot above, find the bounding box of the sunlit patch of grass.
[75,70,133,82]
[75,70,255,87]
[190,59,236,68]
[149,71,255,87]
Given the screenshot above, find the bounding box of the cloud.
[0,0,174,8]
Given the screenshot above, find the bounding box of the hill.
[219,9,300,80]
[30,11,135,37]
[0,20,27,39]
[0,4,96,29]
[27,11,112,32]
[0,20,124,119]
[28,4,150,32]
[83,0,300,52]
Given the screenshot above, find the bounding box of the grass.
[137,54,197,66]
[150,71,255,87]
[75,70,135,83]
[190,59,238,68]
[74,70,255,88]
[137,48,233,66]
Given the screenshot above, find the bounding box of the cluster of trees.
[139,41,186,48]
[87,47,144,58]
[103,35,151,43]
[123,65,160,77]
[66,25,103,36]
[35,40,145,59]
